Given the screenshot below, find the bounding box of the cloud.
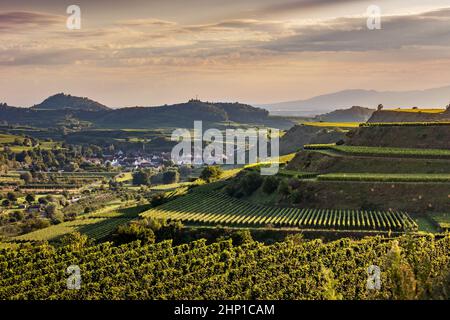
[0,11,63,31]
[261,8,450,52]
[0,48,98,66]
[253,0,364,16]
[116,18,177,28]
[2,7,450,68]
[185,19,282,30]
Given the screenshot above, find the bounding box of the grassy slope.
[11,202,149,242]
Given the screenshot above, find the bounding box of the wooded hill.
[0,95,273,129]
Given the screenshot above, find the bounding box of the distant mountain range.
[0,94,282,129]
[260,86,450,116]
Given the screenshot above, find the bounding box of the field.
[11,218,131,242]
[386,108,445,114]
[114,172,133,183]
[278,169,318,178]
[244,152,297,170]
[142,191,417,232]
[0,171,116,192]
[304,144,450,159]
[0,134,60,152]
[10,203,147,242]
[0,134,21,144]
[431,213,450,231]
[0,235,448,300]
[301,122,361,128]
[317,173,450,183]
[0,172,22,185]
[360,121,450,127]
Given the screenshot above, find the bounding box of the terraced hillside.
[142,191,417,232]
[279,123,450,230]
[345,124,450,149]
[286,150,450,174]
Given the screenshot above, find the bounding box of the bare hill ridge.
[315,106,374,122]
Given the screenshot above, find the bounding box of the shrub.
[45,203,64,223]
[291,190,304,204]
[60,232,90,251]
[38,197,49,205]
[6,192,17,202]
[20,218,51,235]
[200,166,223,182]
[113,222,156,245]
[132,170,151,186]
[225,184,239,197]
[25,194,35,204]
[241,172,263,196]
[262,176,279,194]
[20,172,33,184]
[218,229,254,246]
[162,170,180,184]
[288,178,302,190]
[9,210,24,222]
[277,180,291,197]
[150,193,168,207]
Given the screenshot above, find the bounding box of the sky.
[1,0,450,107]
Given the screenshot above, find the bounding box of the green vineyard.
[304,144,450,159]
[360,121,450,127]
[141,192,417,232]
[317,173,450,182]
[1,235,449,299]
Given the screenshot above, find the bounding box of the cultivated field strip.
[1,236,448,299]
[12,217,133,242]
[141,192,417,231]
[304,144,450,159]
